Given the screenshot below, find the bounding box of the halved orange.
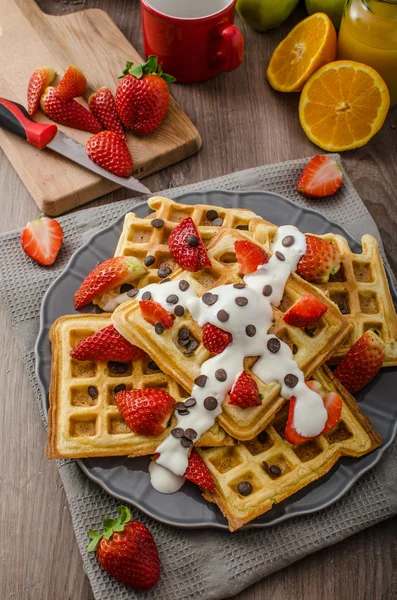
[266,13,337,93]
[299,61,390,152]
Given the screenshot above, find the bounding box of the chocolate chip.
[178,336,190,346]
[185,398,196,407]
[233,283,246,289]
[237,481,252,496]
[178,409,190,416]
[206,209,218,221]
[171,427,184,438]
[174,305,185,317]
[144,255,155,267]
[246,325,256,337]
[160,277,171,284]
[269,465,282,477]
[215,369,227,382]
[158,266,172,278]
[284,373,299,388]
[141,291,152,301]
[108,361,128,374]
[155,323,165,335]
[267,337,281,354]
[212,217,223,227]
[175,402,187,411]
[202,292,218,306]
[282,235,295,248]
[184,340,198,354]
[257,430,268,444]
[181,437,193,448]
[217,310,229,322]
[166,294,178,304]
[148,361,159,371]
[187,235,199,247]
[204,396,218,411]
[184,428,197,440]
[275,251,285,262]
[127,288,139,298]
[151,218,164,228]
[235,297,248,307]
[194,375,208,388]
[178,327,190,340]
[120,283,133,293]
[88,385,98,399]
[179,280,190,291]
[262,285,273,297]
[114,384,126,394]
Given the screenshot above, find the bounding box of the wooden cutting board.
[0,0,201,215]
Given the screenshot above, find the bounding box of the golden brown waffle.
[47,314,234,459]
[197,365,382,532]
[112,228,352,440]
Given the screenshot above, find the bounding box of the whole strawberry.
[86,131,133,177]
[87,506,160,591]
[70,324,146,362]
[27,67,56,117]
[297,235,341,283]
[229,371,262,407]
[168,217,211,271]
[116,388,175,436]
[334,330,385,394]
[40,87,102,133]
[202,323,232,354]
[88,87,125,138]
[116,55,176,136]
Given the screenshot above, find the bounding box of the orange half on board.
[266,13,337,93]
[299,60,390,152]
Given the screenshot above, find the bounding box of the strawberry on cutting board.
[229,371,262,408]
[74,256,146,309]
[56,65,87,102]
[87,505,160,591]
[88,87,125,138]
[297,234,341,283]
[139,300,174,329]
[116,388,175,436]
[297,155,343,199]
[283,294,328,328]
[234,240,268,275]
[40,87,102,133]
[20,215,63,266]
[183,450,215,492]
[168,217,211,271]
[334,330,385,394]
[70,324,146,362]
[27,67,56,117]
[116,55,176,136]
[202,323,232,354]
[85,131,133,177]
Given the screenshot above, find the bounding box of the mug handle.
[210,24,244,72]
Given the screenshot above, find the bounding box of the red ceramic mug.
[140,0,244,83]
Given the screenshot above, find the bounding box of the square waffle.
[197,365,382,532]
[112,227,352,440]
[47,314,234,459]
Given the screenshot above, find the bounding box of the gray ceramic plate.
[35,191,397,530]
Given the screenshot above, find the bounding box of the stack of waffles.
[47,196,397,531]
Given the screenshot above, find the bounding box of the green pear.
[305,0,346,29]
[236,0,299,32]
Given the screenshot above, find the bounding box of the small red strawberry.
[183,450,215,492]
[297,235,341,283]
[85,131,133,177]
[168,217,211,272]
[56,65,87,102]
[74,257,141,309]
[116,388,175,436]
[283,294,328,328]
[87,505,160,591]
[334,330,385,394]
[40,87,102,133]
[70,325,146,362]
[297,156,343,199]
[88,87,125,138]
[20,215,63,266]
[139,300,174,329]
[116,55,176,136]
[229,371,262,407]
[27,67,56,117]
[234,240,268,275]
[202,323,232,354]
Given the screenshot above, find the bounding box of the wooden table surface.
[1,1,396,598]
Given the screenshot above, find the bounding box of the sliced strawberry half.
[202,323,232,354]
[70,324,146,362]
[56,65,87,102]
[334,330,385,394]
[168,217,211,272]
[139,300,174,329]
[283,294,328,328]
[234,240,268,275]
[297,155,343,199]
[229,372,262,408]
[184,450,215,492]
[297,235,341,284]
[20,215,63,266]
[27,66,56,117]
[116,388,175,436]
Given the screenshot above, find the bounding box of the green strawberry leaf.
[86,506,132,552]
[161,73,177,83]
[129,64,143,78]
[87,529,102,552]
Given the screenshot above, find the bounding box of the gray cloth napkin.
[1,155,396,600]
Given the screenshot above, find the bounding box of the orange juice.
[338,0,397,106]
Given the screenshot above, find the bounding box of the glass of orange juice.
[338,0,397,107]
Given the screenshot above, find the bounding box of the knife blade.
[0,97,151,195]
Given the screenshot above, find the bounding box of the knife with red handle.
[0,97,150,193]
